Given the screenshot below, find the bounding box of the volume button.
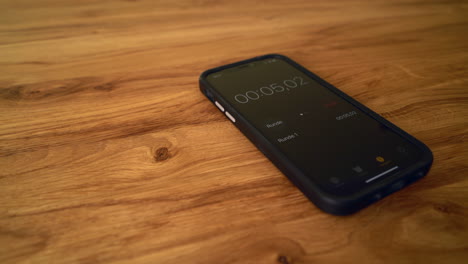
[214,101,225,112]
[225,111,236,123]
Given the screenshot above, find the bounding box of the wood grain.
[1,0,467,263]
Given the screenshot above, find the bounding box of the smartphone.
[199,54,433,215]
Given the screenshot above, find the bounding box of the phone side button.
[225,111,236,123]
[214,101,225,112]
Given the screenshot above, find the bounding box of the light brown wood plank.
[1,0,467,263]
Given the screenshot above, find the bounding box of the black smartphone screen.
[206,57,423,196]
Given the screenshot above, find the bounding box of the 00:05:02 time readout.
[234,76,309,104]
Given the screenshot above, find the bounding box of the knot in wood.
[278,255,290,264]
[154,147,171,162]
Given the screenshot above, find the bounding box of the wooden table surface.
[1,0,467,263]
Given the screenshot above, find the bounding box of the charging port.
[389,180,406,193]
